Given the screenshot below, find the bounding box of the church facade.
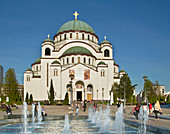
[24,12,125,102]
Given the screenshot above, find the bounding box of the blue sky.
[0,0,170,93]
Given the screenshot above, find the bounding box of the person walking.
[132,102,140,120]
[84,101,87,112]
[149,103,152,115]
[94,102,96,111]
[76,102,79,116]
[154,100,162,120]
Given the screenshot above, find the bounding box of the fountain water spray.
[138,106,148,134]
[96,107,102,127]
[32,103,35,128]
[88,106,93,121]
[113,103,124,134]
[100,104,111,133]
[22,102,28,133]
[63,115,71,134]
[37,102,42,123]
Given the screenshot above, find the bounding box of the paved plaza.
[0,103,170,133]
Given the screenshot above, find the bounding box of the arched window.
[63,59,65,65]
[78,57,80,63]
[72,57,74,63]
[101,70,105,77]
[27,76,30,81]
[45,48,51,56]
[92,36,94,42]
[92,59,94,65]
[84,57,86,63]
[104,49,110,57]
[64,34,66,40]
[88,35,90,40]
[36,66,38,71]
[70,33,72,38]
[60,35,61,41]
[89,58,91,64]
[54,69,58,76]
[67,58,69,64]
[82,33,84,40]
[76,33,78,39]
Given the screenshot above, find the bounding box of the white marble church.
[24,12,126,102]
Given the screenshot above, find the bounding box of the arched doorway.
[87,84,93,101]
[75,81,84,101]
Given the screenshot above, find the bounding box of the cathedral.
[24,12,126,102]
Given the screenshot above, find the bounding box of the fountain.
[32,103,35,128]
[113,103,124,134]
[96,107,102,127]
[88,106,93,121]
[37,102,42,123]
[63,115,71,134]
[0,102,156,134]
[100,104,111,133]
[138,105,148,134]
[22,102,28,133]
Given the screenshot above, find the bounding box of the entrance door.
[77,91,82,101]
[87,94,92,101]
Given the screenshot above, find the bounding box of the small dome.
[52,60,61,64]
[57,20,95,34]
[26,68,32,71]
[44,38,53,42]
[101,40,110,44]
[98,61,106,65]
[32,57,41,66]
[62,46,93,57]
[120,67,126,73]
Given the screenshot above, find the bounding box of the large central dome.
[57,20,95,34]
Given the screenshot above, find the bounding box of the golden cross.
[104,36,107,41]
[101,58,102,61]
[73,11,79,20]
[47,34,50,39]
[56,57,57,59]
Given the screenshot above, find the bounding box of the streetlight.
[143,75,148,102]
[69,74,74,106]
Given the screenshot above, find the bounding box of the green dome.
[44,38,53,42]
[34,57,41,64]
[98,61,106,65]
[62,46,93,57]
[101,40,110,44]
[120,69,126,73]
[57,20,95,34]
[52,60,61,64]
[26,68,32,71]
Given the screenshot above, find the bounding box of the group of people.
[69,100,98,115]
[132,100,162,120]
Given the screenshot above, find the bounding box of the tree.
[120,74,133,103]
[4,68,19,104]
[25,92,29,103]
[133,95,137,104]
[29,94,33,104]
[111,83,119,103]
[166,95,170,104]
[63,92,69,105]
[144,79,160,103]
[48,79,54,104]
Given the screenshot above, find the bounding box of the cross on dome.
[47,34,50,39]
[73,11,79,20]
[104,36,107,41]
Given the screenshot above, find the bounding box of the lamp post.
[69,74,74,106]
[143,75,148,102]
[97,90,98,102]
